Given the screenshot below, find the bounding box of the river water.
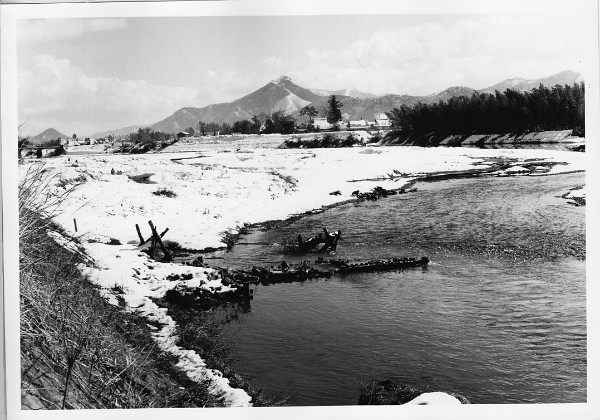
[215,172,586,405]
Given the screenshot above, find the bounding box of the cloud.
[19,54,200,135]
[260,56,283,69]
[299,14,588,95]
[18,18,128,42]
[17,55,286,135]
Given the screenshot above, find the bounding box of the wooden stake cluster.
[135,221,172,262]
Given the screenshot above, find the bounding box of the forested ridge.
[386,83,585,144]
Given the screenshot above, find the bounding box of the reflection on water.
[217,172,586,405]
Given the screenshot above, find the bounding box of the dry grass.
[19,163,220,409]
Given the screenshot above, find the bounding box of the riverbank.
[20,144,586,407]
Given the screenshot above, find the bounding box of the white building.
[374,113,391,127]
[313,117,342,130]
[348,120,369,128]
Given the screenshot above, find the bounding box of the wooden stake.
[141,227,169,245]
[135,224,145,245]
[73,218,78,232]
[148,220,171,262]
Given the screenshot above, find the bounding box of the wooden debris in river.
[135,220,172,262]
[216,255,429,288]
[296,227,342,253]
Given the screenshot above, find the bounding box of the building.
[348,120,370,129]
[177,131,191,139]
[312,117,343,130]
[374,113,391,128]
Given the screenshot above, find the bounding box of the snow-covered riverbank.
[23,143,585,406]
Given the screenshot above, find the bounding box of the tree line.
[187,95,344,136]
[187,111,296,136]
[129,128,172,144]
[387,83,585,139]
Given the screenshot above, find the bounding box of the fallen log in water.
[217,256,429,288]
[164,255,430,312]
[332,256,429,274]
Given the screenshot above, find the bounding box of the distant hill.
[310,88,378,99]
[91,124,148,139]
[99,70,582,135]
[428,86,477,102]
[29,128,68,144]
[305,86,477,123]
[479,70,583,94]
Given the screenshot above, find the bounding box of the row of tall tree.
[387,83,585,138]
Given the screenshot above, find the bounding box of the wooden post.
[73,218,78,233]
[148,220,172,262]
[332,230,341,251]
[135,224,145,245]
[241,282,250,301]
[141,227,169,245]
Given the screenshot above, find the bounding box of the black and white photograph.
[2,0,599,418]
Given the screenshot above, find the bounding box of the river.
[214,171,586,405]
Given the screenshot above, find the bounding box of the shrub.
[152,188,177,198]
[321,133,335,147]
[368,133,383,144]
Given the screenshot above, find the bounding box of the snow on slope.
[274,92,311,114]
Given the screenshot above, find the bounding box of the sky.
[16,10,593,136]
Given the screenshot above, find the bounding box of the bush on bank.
[279,133,364,149]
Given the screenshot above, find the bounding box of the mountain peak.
[31,127,68,142]
[272,75,292,85]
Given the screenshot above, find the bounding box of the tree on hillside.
[184,127,195,136]
[326,95,343,127]
[299,105,318,125]
[72,134,77,140]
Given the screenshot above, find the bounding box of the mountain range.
[80,70,582,138]
[478,70,583,94]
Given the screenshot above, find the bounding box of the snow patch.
[404,392,462,405]
[273,92,311,114]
